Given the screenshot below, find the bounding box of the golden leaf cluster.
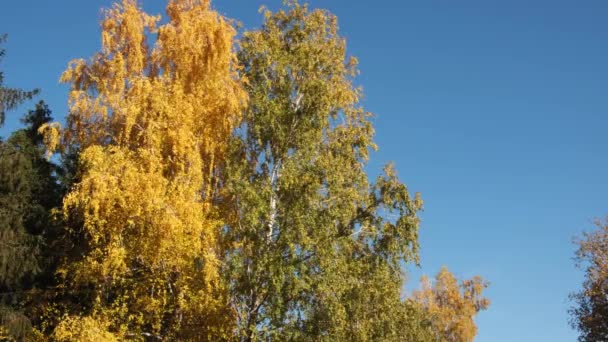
[44,0,246,338]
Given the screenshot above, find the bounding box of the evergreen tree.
[0,34,39,126]
[221,2,426,340]
[0,101,61,341]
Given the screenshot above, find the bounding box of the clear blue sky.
[2,1,607,341]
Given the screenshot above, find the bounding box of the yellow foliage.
[45,0,246,338]
[53,316,118,342]
[412,266,490,342]
[37,122,62,159]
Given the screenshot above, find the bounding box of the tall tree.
[0,36,43,341]
[221,2,424,340]
[0,101,61,341]
[39,0,246,339]
[0,34,39,126]
[570,218,608,342]
[412,266,490,342]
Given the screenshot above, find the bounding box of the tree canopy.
[39,0,246,339]
[0,1,493,340]
[413,266,490,342]
[221,2,425,340]
[570,219,608,342]
[0,101,61,341]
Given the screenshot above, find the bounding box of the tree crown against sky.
[37,0,247,339]
[570,218,608,342]
[22,0,605,341]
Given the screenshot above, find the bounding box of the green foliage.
[0,3,492,341]
[0,305,33,341]
[220,2,425,340]
[0,34,39,126]
[0,101,61,341]
[0,101,60,287]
